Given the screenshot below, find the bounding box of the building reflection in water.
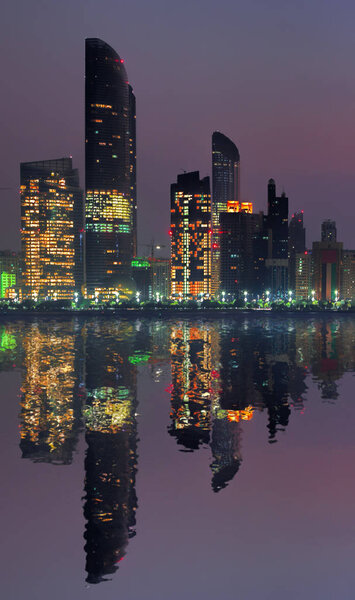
[19,320,84,464]
[83,321,139,584]
[168,322,244,492]
[0,315,352,582]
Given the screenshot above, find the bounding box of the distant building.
[85,38,136,296]
[312,222,343,301]
[219,205,261,299]
[288,211,306,291]
[321,219,337,243]
[150,258,170,299]
[295,251,312,300]
[131,257,150,300]
[251,213,269,298]
[341,250,355,301]
[20,158,84,300]
[170,171,211,299]
[211,132,240,296]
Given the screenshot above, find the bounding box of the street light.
[335,289,339,302]
[311,290,315,302]
[221,291,226,303]
[136,291,141,303]
[244,290,248,304]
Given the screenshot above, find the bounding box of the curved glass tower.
[85,38,136,296]
[211,132,240,296]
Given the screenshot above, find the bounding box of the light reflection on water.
[0,315,355,589]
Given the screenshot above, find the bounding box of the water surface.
[1,315,355,599]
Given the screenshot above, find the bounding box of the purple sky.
[1,0,355,251]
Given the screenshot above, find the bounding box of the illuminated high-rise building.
[288,211,306,291]
[211,132,240,295]
[20,158,84,300]
[295,251,312,300]
[170,171,211,299]
[85,38,136,296]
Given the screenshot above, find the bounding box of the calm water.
[1,315,355,599]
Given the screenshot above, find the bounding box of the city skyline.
[1,0,355,253]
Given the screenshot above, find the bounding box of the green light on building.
[0,272,16,298]
[131,258,150,269]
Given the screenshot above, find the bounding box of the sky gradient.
[1,0,355,251]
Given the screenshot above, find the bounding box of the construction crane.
[139,239,166,259]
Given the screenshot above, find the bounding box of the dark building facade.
[321,219,337,243]
[211,132,240,296]
[85,38,136,296]
[21,158,84,299]
[266,178,289,298]
[170,171,211,299]
[219,208,262,299]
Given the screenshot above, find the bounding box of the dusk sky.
[1,0,355,250]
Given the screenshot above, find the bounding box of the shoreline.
[0,307,354,320]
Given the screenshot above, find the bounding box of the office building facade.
[219,205,261,299]
[20,158,84,300]
[171,171,211,299]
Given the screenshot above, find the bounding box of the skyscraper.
[211,132,240,296]
[266,178,289,298]
[20,158,84,300]
[312,222,343,301]
[170,171,211,299]
[85,38,136,297]
[288,211,306,291]
[219,205,262,299]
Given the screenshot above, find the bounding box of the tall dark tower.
[85,38,136,295]
[266,179,289,298]
[267,179,288,259]
[211,132,240,296]
[129,85,137,257]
